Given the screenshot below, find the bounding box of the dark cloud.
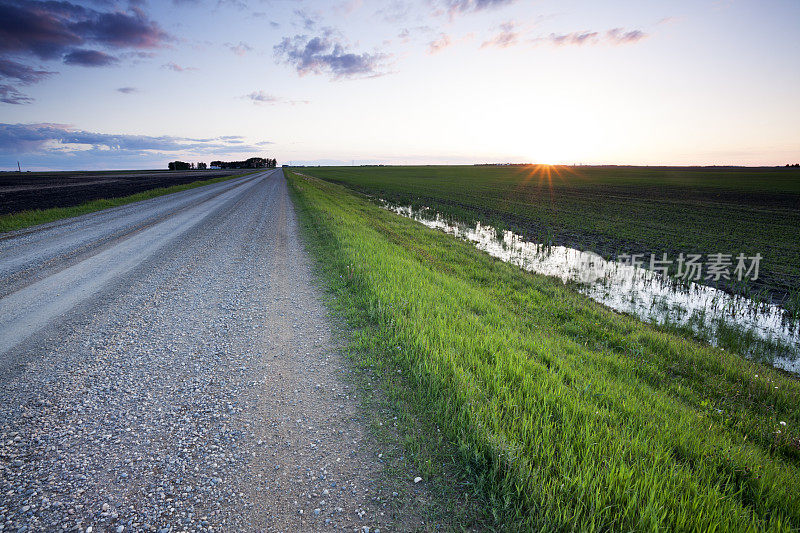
[0,84,33,104]
[116,86,138,93]
[243,91,310,105]
[274,31,389,79]
[0,122,269,154]
[0,1,169,59]
[481,21,518,48]
[0,1,168,103]
[0,58,55,84]
[63,49,118,66]
[0,1,84,60]
[72,8,169,49]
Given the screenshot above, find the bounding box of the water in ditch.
[386,203,800,373]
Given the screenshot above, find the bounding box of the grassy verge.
[0,171,256,233]
[286,169,800,532]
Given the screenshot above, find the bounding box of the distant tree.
[197,162,207,169]
[168,161,191,170]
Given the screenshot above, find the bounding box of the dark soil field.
[0,169,241,215]
[296,165,800,308]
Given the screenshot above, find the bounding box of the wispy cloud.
[375,0,411,23]
[548,31,599,46]
[397,26,434,44]
[293,9,321,30]
[246,92,280,104]
[243,91,310,105]
[427,34,452,54]
[274,30,389,79]
[435,0,517,19]
[606,28,647,45]
[162,62,198,72]
[481,22,519,48]
[0,58,55,84]
[217,0,248,10]
[333,0,363,16]
[224,41,253,56]
[117,87,139,94]
[0,84,32,105]
[427,32,474,54]
[252,13,280,28]
[534,28,648,47]
[656,16,681,26]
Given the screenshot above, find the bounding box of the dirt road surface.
[0,170,395,532]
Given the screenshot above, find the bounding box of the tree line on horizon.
[168,157,277,170]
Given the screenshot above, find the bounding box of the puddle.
[385,203,800,373]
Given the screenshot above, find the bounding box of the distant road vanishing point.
[0,169,391,531]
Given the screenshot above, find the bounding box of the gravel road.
[0,170,395,532]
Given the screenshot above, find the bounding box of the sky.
[1,0,798,170]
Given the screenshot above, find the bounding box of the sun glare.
[518,163,581,189]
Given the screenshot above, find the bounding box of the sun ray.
[512,163,583,196]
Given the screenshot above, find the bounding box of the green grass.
[296,165,800,307]
[287,170,800,532]
[0,170,256,233]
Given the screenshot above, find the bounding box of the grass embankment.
[0,171,256,233]
[287,170,800,531]
[299,165,800,309]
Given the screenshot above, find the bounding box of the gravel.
[0,170,394,531]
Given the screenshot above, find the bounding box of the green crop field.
[295,165,800,311]
[287,170,800,532]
